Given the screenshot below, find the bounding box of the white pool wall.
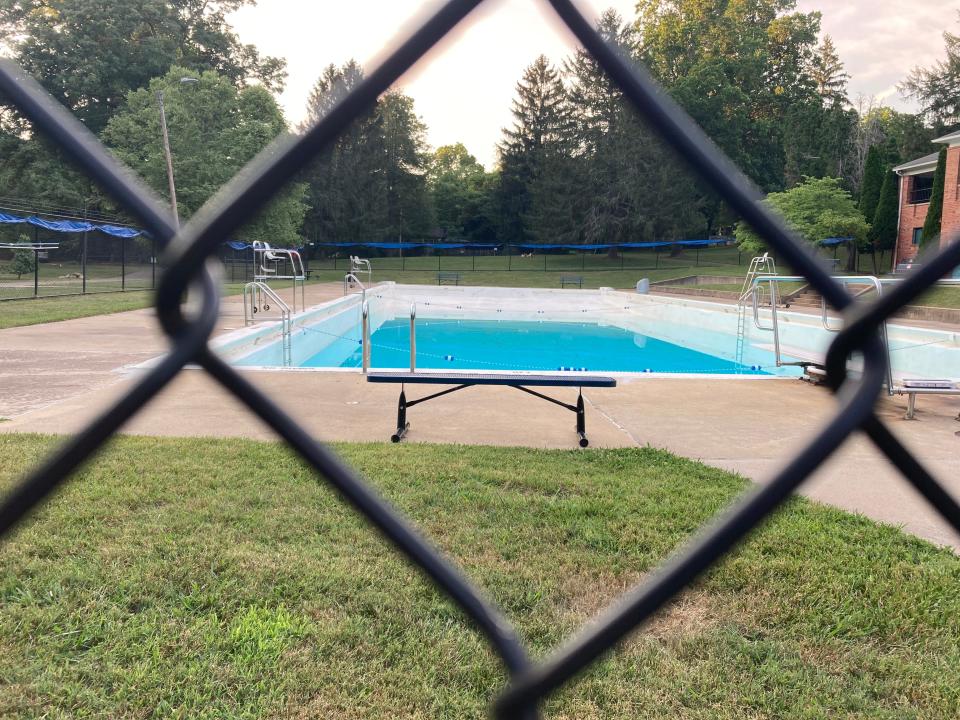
[218,282,960,380]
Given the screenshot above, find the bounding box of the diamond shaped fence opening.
[2,1,960,718]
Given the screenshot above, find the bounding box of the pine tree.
[299,61,430,243]
[563,10,704,246]
[497,55,575,243]
[921,147,948,247]
[871,170,899,265]
[7,234,35,280]
[811,35,850,106]
[859,145,885,223]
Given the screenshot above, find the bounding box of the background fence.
[0,217,158,301]
[219,240,894,284]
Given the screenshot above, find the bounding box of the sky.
[229,0,957,169]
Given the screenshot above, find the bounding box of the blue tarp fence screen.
[308,238,733,251]
[0,211,148,238]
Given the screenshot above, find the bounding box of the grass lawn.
[0,291,157,330]
[309,265,745,291]
[917,286,960,309]
[1,435,958,718]
[0,282,284,330]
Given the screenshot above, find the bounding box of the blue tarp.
[0,210,147,238]
[512,238,730,251]
[317,241,502,250]
[819,237,853,246]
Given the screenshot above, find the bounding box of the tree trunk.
[845,241,857,272]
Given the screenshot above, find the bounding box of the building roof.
[893,151,940,175]
[933,129,960,146]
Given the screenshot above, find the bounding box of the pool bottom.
[294,319,772,375]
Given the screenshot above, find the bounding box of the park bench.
[367,372,617,447]
[437,271,461,285]
[560,274,584,288]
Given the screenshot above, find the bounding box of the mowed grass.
[0,290,157,329]
[1,435,958,719]
[0,281,282,329]
[308,265,744,291]
[917,286,960,309]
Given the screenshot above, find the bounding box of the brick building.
[892,130,960,267]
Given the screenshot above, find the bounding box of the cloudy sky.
[230,0,956,168]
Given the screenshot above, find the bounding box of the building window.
[909,173,935,204]
[912,227,923,245]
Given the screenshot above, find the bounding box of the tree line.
[1,0,959,256]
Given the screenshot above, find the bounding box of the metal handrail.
[409,302,416,372]
[243,281,292,366]
[343,273,367,303]
[253,242,306,312]
[361,300,371,374]
[748,275,894,393]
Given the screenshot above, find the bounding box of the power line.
[0,195,128,223]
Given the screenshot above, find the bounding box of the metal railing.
[909,186,934,204]
[2,2,960,718]
[242,281,292,366]
[361,299,371,375]
[745,275,895,394]
[343,272,366,298]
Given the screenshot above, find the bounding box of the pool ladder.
[737,270,894,393]
[735,254,778,366]
[243,281,292,367]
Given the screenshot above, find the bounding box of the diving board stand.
[366,372,617,447]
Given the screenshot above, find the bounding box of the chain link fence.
[1,1,959,718]
[0,222,158,300]
[220,242,887,283]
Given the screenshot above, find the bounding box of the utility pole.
[156,91,180,228]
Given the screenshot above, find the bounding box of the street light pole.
[156,90,180,229]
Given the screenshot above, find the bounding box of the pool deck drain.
[1,282,959,549]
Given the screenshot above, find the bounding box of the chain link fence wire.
[0,229,158,299]
[2,1,960,717]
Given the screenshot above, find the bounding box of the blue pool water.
[292,319,768,374]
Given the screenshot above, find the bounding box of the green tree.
[0,0,286,133]
[921,147,948,247]
[379,92,433,241]
[102,67,306,245]
[6,234,35,279]
[901,16,960,130]
[497,55,575,243]
[636,0,823,191]
[427,143,486,237]
[859,145,885,222]
[871,170,899,268]
[849,105,932,197]
[736,177,869,264]
[811,35,849,106]
[299,62,385,244]
[299,62,432,244]
[563,10,705,244]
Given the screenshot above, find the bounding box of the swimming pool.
[254,318,770,374]
[215,283,960,379]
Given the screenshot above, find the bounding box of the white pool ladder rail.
[735,253,778,365]
[243,281,292,366]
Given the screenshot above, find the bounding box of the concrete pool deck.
[2,282,959,549]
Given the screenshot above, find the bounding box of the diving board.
[366,372,617,447]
